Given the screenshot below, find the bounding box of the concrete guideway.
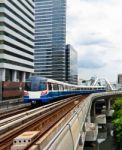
[0,91,121,150]
[42,97,92,150]
[27,91,122,150]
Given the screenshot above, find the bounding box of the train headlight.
[32,100,36,104]
[41,90,48,96]
[24,91,29,96]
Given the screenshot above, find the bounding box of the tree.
[113,117,122,143]
[112,97,122,148]
[112,109,122,120]
[112,97,122,111]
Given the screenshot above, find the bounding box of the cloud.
[79,59,106,69]
[80,0,113,3]
[80,0,115,6]
[78,60,122,82]
[77,33,112,47]
[112,59,122,64]
[66,0,122,81]
[78,49,107,69]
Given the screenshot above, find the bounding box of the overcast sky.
[66,0,122,82]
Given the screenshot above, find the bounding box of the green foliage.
[112,109,122,120]
[112,117,122,142]
[112,97,122,111]
[112,97,122,146]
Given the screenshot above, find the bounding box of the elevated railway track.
[0,91,122,149]
[0,95,87,150]
[0,106,31,120]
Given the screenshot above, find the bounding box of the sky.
[66,0,122,82]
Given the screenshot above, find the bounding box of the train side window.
[57,84,59,91]
[65,85,68,91]
[64,85,66,91]
[53,84,59,90]
[48,83,52,91]
[59,85,63,91]
[62,85,64,91]
[67,86,68,91]
[58,85,61,90]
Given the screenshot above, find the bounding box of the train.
[23,76,106,106]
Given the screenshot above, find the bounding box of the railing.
[37,91,122,149]
[0,98,23,110]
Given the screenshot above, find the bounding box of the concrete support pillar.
[87,109,91,123]
[29,73,32,78]
[12,70,17,82]
[106,98,112,117]
[22,72,26,82]
[0,69,5,81]
[0,69,3,101]
[90,102,96,123]
[0,69,5,101]
[106,98,111,111]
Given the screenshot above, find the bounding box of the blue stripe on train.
[24,90,106,104]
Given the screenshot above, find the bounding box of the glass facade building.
[118,74,122,84]
[0,0,34,82]
[34,0,66,81]
[66,44,78,85]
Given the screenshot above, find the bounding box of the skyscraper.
[66,44,78,85]
[118,74,122,84]
[34,0,66,81]
[0,0,34,82]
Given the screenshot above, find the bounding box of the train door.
[60,84,64,96]
[52,83,59,97]
[48,82,53,99]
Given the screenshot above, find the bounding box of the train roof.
[27,76,106,89]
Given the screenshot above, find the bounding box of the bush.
[112,117,122,142]
[112,98,122,111]
[112,109,122,119]
[112,97,122,148]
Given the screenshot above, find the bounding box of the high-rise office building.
[34,0,66,81]
[118,74,122,84]
[66,44,78,85]
[0,0,34,82]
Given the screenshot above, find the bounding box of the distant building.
[0,0,34,82]
[65,44,78,85]
[118,74,122,84]
[34,0,66,82]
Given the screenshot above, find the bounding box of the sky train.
[23,76,106,105]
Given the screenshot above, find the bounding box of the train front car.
[24,77,48,105]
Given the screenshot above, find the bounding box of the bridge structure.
[36,91,122,150]
[82,76,116,91]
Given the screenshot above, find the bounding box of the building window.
[5,69,12,81]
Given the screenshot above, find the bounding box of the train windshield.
[39,82,47,91]
[31,82,47,91]
[25,81,47,91]
[31,82,40,91]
